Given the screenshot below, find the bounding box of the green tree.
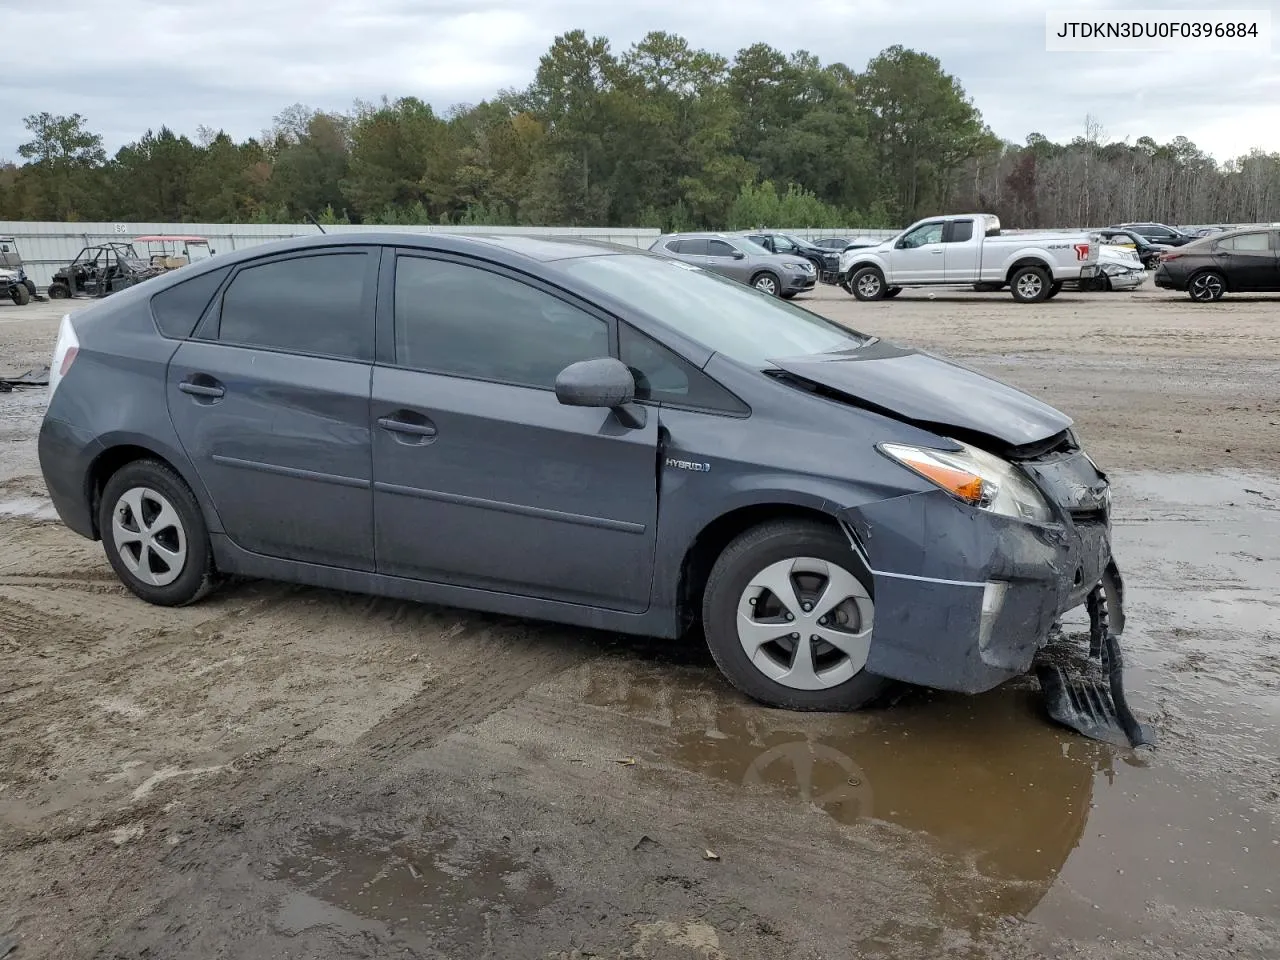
[15,112,107,219]
[856,45,988,221]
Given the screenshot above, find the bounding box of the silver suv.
[647,232,816,298]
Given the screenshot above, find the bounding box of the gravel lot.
[1,284,1277,959]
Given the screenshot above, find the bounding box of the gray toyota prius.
[38,232,1149,743]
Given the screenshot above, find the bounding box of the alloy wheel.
[755,275,778,296]
[855,273,882,298]
[735,557,874,691]
[1190,273,1224,301]
[1016,272,1044,299]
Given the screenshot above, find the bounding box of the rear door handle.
[377,416,437,438]
[179,380,225,399]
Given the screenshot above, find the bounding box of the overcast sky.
[3,0,1278,163]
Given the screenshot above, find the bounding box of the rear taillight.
[1159,251,1182,261]
[48,313,79,399]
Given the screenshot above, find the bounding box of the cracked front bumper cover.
[1037,561,1156,749]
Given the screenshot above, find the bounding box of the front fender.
[839,251,889,276]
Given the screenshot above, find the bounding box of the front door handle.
[179,379,225,399]
[377,416,437,438]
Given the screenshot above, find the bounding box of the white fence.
[0,222,671,290]
[0,221,902,290]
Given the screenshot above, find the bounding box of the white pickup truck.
[837,214,1100,303]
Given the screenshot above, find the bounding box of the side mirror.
[731,250,745,260]
[554,357,646,428]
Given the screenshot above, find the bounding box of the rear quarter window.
[149,266,232,339]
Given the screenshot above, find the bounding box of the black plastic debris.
[1038,563,1156,749]
[0,365,50,392]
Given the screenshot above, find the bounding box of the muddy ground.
[1,286,1277,960]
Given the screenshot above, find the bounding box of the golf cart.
[132,234,216,272]
[46,242,161,300]
[1,236,40,305]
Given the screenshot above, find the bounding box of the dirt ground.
[1,285,1277,960]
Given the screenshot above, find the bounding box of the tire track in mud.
[356,623,594,760]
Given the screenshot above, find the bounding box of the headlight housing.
[878,440,1055,523]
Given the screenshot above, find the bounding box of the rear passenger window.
[620,324,748,415]
[394,256,609,389]
[150,266,231,339]
[216,253,372,360]
[947,220,974,243]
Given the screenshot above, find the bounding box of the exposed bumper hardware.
[1037,561,1156,749]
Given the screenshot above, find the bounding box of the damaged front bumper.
[837,444,1152,746]
[1036,561,1156,748]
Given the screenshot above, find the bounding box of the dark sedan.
[1153,227,1280,301]
[40,232,1138,730]
[1111,222,1196,247]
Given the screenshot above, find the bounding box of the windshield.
[560,254,873,368]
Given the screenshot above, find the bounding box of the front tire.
[850,267,887,301]
[10,284,30,306]
[47,282,71,299]
[701,520,889,711]
[1188,270,1226,302]
[751,272,781,297]
[1010,265,1051,302]
[99,459,217,607]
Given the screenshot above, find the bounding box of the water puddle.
[0,496,57,522]
[270,826,557,942]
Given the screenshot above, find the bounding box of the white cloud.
[1,0,1277,161]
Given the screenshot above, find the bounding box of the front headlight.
[878,440,1055,523]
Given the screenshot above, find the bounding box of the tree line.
[2,31,1278,230]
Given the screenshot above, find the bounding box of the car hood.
[768,341,1073,448]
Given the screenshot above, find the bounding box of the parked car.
[816,236,886,255]
[38,231,1136,728]
[1186,226,1228,238]
[649,232,816,298]
[1110,222,1195,247]
[1091,228,1169,270]
[838,214,1101,302]
[1093,244,1148,291]
[1153,226,1280,301]
[739,231,840,283]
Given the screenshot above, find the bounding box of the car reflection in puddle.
[578,663,1124,925]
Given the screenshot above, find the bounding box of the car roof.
[183,231,644,268]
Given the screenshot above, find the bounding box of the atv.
[0,236,39,305]
[46,242,160,300]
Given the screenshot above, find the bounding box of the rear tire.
[1044,281,1064,299]
[99,459,217,607]
[701,520,890,711]
[1188,270,1226,302]
[850,267,886,301]
[1010,265,1051,302]
[883,286,903,299]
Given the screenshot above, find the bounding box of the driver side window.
[902,223,944,248]
[393,256,610,390]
